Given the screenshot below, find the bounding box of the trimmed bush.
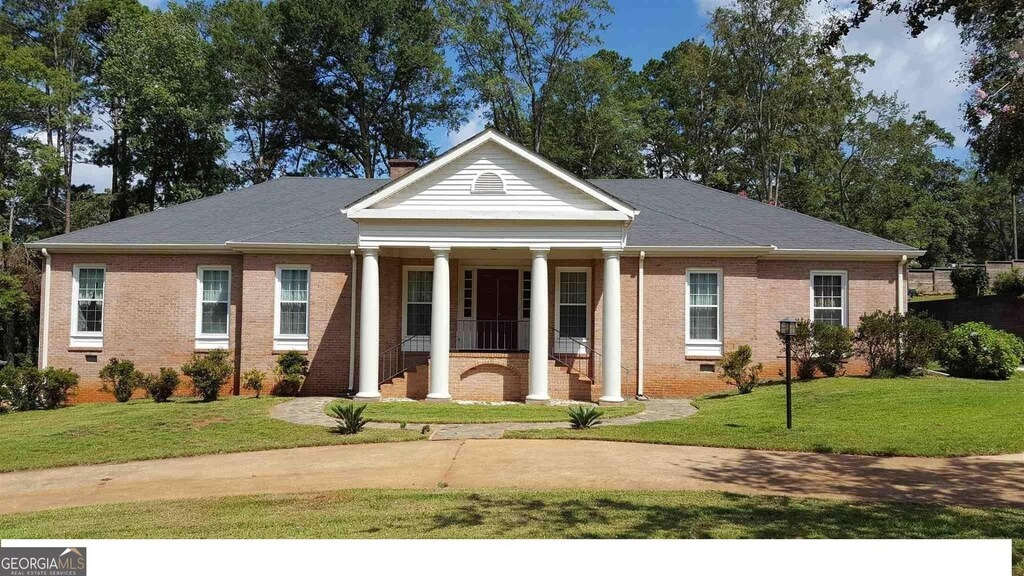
[716,345,764,394]
[992,268,1024,298]
[777,319,815,380]
[567,405,603,429]
[0,366,79,411]
[937,322,1024,380]
[950,266,989,299]
[273,351,308,397]
[182,349,233,402]
[811,323,854,377]
[329,403,368,435]
[855,310,945,377]
[143,368,179,402]
[242,368,267,398]
[39,367,79,408]
[99,358,138,403]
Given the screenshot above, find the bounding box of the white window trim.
[809,270,849,327]
[274,264,311,351]
[684,268,724,358]
[70,264,105,349]
[554,266,591,355]
[402,265,433,352]
[195,265,231,350]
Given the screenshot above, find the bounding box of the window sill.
[273,336,308,352]
[70,334,103,349]
[685,342,723,359]
[195,336,229,351]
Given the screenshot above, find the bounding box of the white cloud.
[843,16,969,148]
[447,108,488,147]
[72,163,112,193]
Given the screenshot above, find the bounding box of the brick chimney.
[387,158,419,179]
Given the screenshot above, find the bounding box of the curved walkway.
[1,440,1021,514]
[270,397,697,439]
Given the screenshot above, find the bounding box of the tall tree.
[99,2,233,216]
[0,0,99,233]
[542,50,645,177]
[274,0,461,178]
[441,0,610,153]
[209,0,299,184]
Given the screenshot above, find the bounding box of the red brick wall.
[238,254,354,397]
[46,253,244,402]
[44,251,901,403]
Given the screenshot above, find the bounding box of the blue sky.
[74,0,971,190]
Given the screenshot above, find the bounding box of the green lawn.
[507,375,1024,457]
[910,293,956,302]
[0,397,421,472]
[326,399,644,423]
[0,489,1019,572]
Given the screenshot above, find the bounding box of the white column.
[356,248,380,399]
[427,248,451,401]
[601,249,624,404]
[527,248,550,403]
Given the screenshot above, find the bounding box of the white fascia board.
[224,242,357,254]
[351,208,630,221]
[763,248,927,261]
[343,129,637,219]
[623,246,774,257]
[25,242,235,254]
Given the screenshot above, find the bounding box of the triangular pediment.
[344,130,636,221]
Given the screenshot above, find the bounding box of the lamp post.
[779,317,797,430]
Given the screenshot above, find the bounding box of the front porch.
[355,248,626,404]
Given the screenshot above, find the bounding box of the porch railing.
[455,319,529,351]
[548,325,596,382]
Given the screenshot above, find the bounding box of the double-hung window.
[196,267,230,349]
[71,265,105,348]
[811,271,847,326]
[403,267,433,351]
[555,268,590,354]
[685,269,723,357]
[275,266,310,351]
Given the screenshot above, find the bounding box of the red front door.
[476,269,520,350]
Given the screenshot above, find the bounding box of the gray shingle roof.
[33,176,918,252]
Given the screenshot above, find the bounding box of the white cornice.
[351,208,630,221]
[24,242,236,255]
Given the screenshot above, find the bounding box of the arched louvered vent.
[472,172,505,194]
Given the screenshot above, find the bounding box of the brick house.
[29,130,922,403]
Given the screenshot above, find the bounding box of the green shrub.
[276,351,309,376]
[567,405,603,429]
[937,322,1024,380]
[811,323,854,377]
[950,266,989,298]
[716,345,764,394]
[141,368,179,402]
[242,368,267,398]
[272,351,308,396]
[99,358,138,403]
[329,402,368,435]
[181,349,233,402]
[39,367,79,408]
[855,310,945,376]
[992,268,1024,298]
[0,366,79,411]
[777,319,815,379]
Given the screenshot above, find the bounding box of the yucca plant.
[329,402,369,435]
[567,405,603,429]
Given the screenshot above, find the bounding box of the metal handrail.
[548,325,631,384]
[378,333,428,385]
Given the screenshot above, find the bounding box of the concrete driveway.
[1,440,1021,514]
